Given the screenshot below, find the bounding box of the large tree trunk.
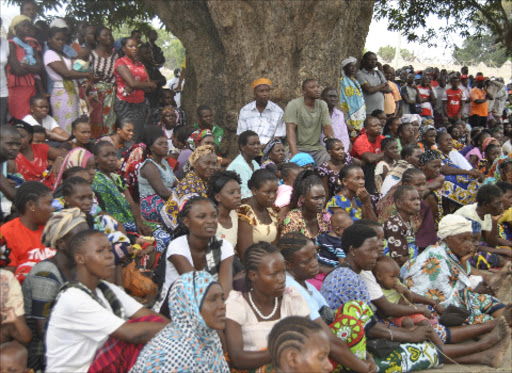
[147,0,375,156]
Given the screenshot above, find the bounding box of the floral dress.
[237,204,279,244]
[280,208,330,240]
[317,162,342,199]
[326,194,363,221]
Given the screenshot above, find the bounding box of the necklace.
[248,291,278,320]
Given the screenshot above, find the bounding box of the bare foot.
[479,316,509,348]
[487,262,512,294]
[480,321,511,368]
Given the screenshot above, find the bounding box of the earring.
[352,253,355,257]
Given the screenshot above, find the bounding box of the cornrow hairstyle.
[68,116,90,141]
[244,241,280,288]
[279,163,301,180]
[238,130,258,149]
[324,137,342,151]
[289,169,323,210]
[400,144,421,159]
[247,169,278,191]
[341,224,377,255]
[173,196,219,239]
[277,232,311,263]
[381,137,397,151]
[62,176,90,198]
[15,181,51,214]
[401,168,424,185]
[93,140,115,156]
[268,316,322,369]
[475,184,503,207]
[207,170,242,205]
[393,185,415,202]
[69,229,104,257]
[62,166,87,182]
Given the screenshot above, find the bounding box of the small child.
[275,163,301,209]
[73,47,91,73]
[374,138,399,193]
[0,341,31,373]
[31,125,47,144]
[477,143,501,175]
[373,256,442,328]
[73,47,96,116]
[316,210,353,268]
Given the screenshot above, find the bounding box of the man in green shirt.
[193,105,224,147]
[284,79,335,165]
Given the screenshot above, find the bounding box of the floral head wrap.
[54,147,94,188]
[189,145,216,168]
[188,130,213,150]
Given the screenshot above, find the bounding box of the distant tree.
[453,33,510,67]
[377,45,396,62]
[400,49,415,62]
[375,0,512,56]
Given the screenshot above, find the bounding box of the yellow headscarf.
[251,78,272,91]
[42,208,87,249]
[10,15,31,34]
[189,145,216,168]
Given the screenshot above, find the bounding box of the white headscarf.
[437,214,472,240]
[342,56,357,68]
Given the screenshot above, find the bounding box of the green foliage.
[453,34,511,67]
[374,0,512,56]
[377,45,395,62]
[400,49,415,62]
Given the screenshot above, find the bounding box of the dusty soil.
[428,276,512,372]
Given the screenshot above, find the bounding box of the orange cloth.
[251,78,272,91]
[470,87,487,117]
[384,83,401,115]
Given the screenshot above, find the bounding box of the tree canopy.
[453,33,511,67]
[377,45,416,63]
[374,0,512,56]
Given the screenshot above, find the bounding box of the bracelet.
[388,327,394,341]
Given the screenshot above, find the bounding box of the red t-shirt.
[0,218,56,283]
[443,88,464,117]
[350,134,386,159]
[113,56,148,103]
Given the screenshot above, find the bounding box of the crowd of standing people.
[1,1,512,373]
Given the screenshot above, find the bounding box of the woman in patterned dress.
[339,57,366,139]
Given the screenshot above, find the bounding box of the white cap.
[50,18,68,29]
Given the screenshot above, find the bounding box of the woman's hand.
[407,325,432,343]
[356,187,371,205]
[416,305,432,319]
[469,170,485,182]
[434,303,445,315]
[1,308,17,324]
[136,220,153,236]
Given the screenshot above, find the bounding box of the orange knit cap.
[251,78,272,91]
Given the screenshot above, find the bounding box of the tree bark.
[147,0,375,156]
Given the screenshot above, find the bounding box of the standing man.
[417,75,436,119]
[401,73,422,115]
[433,75,447,127]
[193,105,224,147]
[469,76,493,128]
[460,74,471,117]
[238,78,285,148]
[320,87,350,153]
[166,69,182,107]
[442,75,466,125]
[383,65,401,117]
[356,52,391,115]
[0,126,22,222]
[284,79,334,165]
[144,30,165,68]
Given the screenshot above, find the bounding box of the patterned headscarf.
[482,137,498,152]
[262,139,282,163]
[438,214,472,240]
[419,125,436,137]
[466,218,482,234]
[42,208,87,249]
[132,272,229,372]
[54,147,94,188]
[161,105,179,125]
[189,145,216,168]
[9,15,31,33]
[290,152,315,167]
[188,129,213,150]
[418,149,441,166]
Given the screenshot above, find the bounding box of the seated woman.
[207,171,242,250]
[260,139,287,177]
[281,170,330,240]
[417,125,436,152]
[465,131,491,168]
[161,145,219,230]
[477,143,501,176]
[405,214,512,326]
[157,197,234,315]
[0,182,56,283]
[322,224,511,371]
[383,116,400,141]
[225,242,310,372]
[268,316,333,373]
[418,150,446,227]
[92,141,171,252]
[226,130,261,199]
[289,152,315,170]
[138,126,177,224]
[22,94,70,142]
[326,164,378,222]
[60,116,93,152]
[10,119,65,187]
[237,170,279,261]
[279,232,376,372]
[98,117,135,160]
[377,168,438,251]
[53,147,96,190]
[157,105,179,156]
[45,230,167,373]
[173,125,196,179]
[131,272,230,373]
[22,208,89,371]
[318,138,349,200]
[380,144,422,196]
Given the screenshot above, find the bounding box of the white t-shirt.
[22,114,60,131]
[449,150,473,171]
[0,39,9,97]
[44,49,72,83]
[166,77,183,107]
[359,270,384,301]
[45,282,143,373]
[160,235,234,308]
[454,203,492,231]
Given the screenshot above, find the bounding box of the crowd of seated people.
[2,1,512,372]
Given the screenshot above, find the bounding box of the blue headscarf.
[131,271,229,373]
[290,152,315,168]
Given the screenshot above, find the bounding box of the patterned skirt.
[140,194,166,225]
[90,82,116,138]
[50,86,79,133]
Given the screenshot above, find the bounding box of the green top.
[193,122,224,147]
[381,280,405,304]
[283,97,331,151]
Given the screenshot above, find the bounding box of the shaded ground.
[428,277,512,372]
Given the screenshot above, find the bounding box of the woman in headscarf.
[131,272,229,373]
[404,214,511,325]
[339,56,366,140]
[22,208,89,372]
[161,145,219,230]
[7,15,44,119]
[289,152,315,170]
[260,138,286,176]
[417,124,436,152]
[53,147,95,189]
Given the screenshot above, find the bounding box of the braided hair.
[62,176,90,198]
[173,196,219,239]
[207,170,242,205]
[289,169,323,210]
[69,229,104,257]
[268,316,323,369]
[244,241,281,289]
[324,137,342,151]
[62,166,86,182]
[277,232,311,263]
[14,181,51,214]
[401,168,424,185]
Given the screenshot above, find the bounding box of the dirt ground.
[427,276,512,373]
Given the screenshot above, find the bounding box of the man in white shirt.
[237,78,285,148]
[46,230,166,373]
[166,68,183,107]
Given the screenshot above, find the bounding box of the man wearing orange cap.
[238,78,285,147]
[469,75,493,128]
